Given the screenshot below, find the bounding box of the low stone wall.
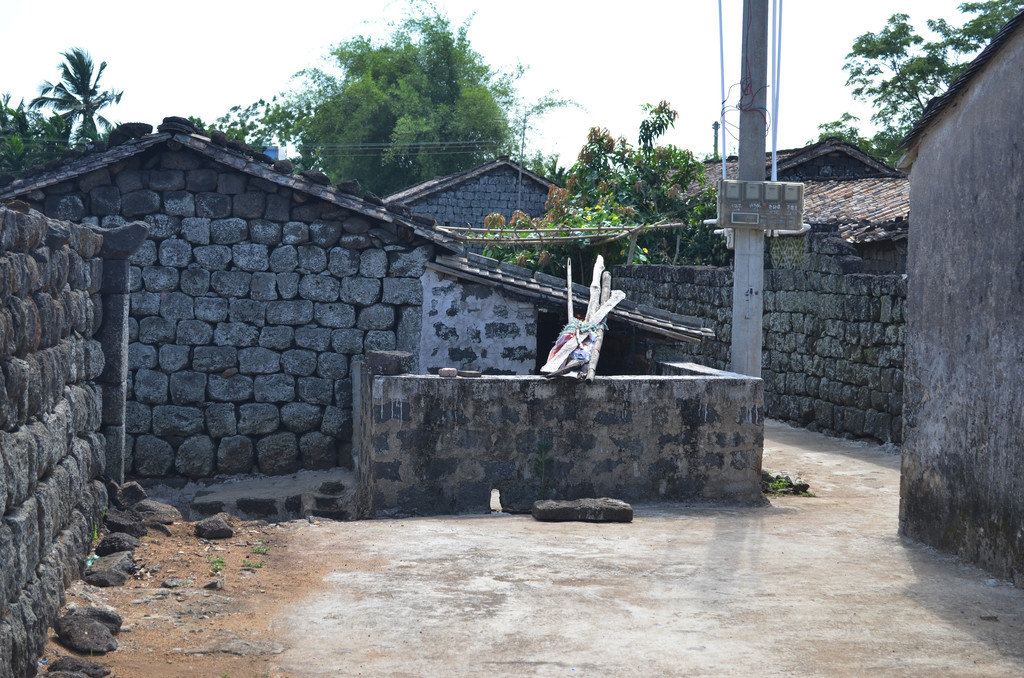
[0,205,111,678]
[356,353,764,516]
[615,232,906,443]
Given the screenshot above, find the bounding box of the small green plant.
[207,555,226,573]
[91,524,99,543]
[532,442,554,498]
[242,559,264,569]
[252,545,270,555]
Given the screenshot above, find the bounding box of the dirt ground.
[39,421,1024,677]
[41,517,328,678]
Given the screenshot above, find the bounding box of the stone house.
[0,119,705,483]
[896,10,1024,585]
[385,157,554,228]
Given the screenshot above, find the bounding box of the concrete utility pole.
[731,0,769,378]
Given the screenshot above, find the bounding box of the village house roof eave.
[385,158,555,206]
[0,130,462,252]
[429,251,713,344]
[899,9,1024,167]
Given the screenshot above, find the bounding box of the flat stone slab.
[531,498,633,523]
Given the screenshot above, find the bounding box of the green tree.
[824,1,1023,164]
[233,8,517,195]
[1,94,72,175]
[484,102,726,279]
[29,47,122,144]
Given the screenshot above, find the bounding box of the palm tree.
[30,47,122,144]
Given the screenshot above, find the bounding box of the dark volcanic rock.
[157,115,198,134]
[300,169,330,185]
[104,508,147,537]
[108,122,153,146]
[363,190,384,205]
[195,515,234,539]
[272,159,294,174]
[131,499,182,524]
[336,179,361,195]
[531,498,634,523]
[110,480,148,510]
[65,606,123,635]
[53,615,118,654]
[94,532,142,557]
[48,655,112,677]
[83,551,135,587]
[210,130,228,147]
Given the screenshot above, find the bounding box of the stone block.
[181,216,211,245]
[175,435,215,478]
[300,431,336,469]
[196,192,231,219]
[232,243,269,272]
[133,368,168,405]
[217,435,254,475]
[250,272,278,301]
[229,298,266,326]
[210,270,252,298]
[122,190,160,217]
[205,403,237,438]
[195,297,228,322]
[158,238,192,267]
[169,371,207,405]
[277,272,299,299]
[314,302,356,328]
[211,218,248,245]
[186,169,218,192]
[388,245,433,277]
[193,244,232,271]
[144,214,181,239]
[217,172,248,195]
[317,353,348,379]
[364,330,396,352]
[297,377,333,406]
[250,219,282,245]
[141,265,179,292]
[294,327,332,351]
[149,169,185,191]
[310,220,342,248]
[238,403,280,435]
[357,304,395,330]
[254,374,294,402]
[151,405,204,437]
[281,402,323,433]
[206,374,254,402]
[159,291,194,321]
[233,192,265,219]
[138,316,175,344]
[297,245,327,273]
[179,267,210,296]
[282,222,308,245]
[125,401,152,434]
[299,274,340,302]
[328,247,360,277]
[163,191,195,217]
[269,245,298,272]
[383,277,422,305]
[128,342,158,370]
[282,349,317,376]
[258,326,293,350]
[89,186,121,216]
[360,249,388,277]
[266,300,313,325]
[238,347,281,374]
[340,277,381,306]
[256,432,299,475]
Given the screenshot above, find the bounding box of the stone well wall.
[615,232,906,443]
[0,205,110,678]
[356,353,764,517]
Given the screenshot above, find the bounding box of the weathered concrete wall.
[900,27,1024,586]
[12,143,435,480]
[357,354,763,516]
[615,231,906,443]
[401,164,549,227]
[419,268,537,374]
[0,205,110,678]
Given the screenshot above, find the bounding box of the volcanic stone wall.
[399,164,550,227]
[0,205,109,678]
[10,146,437,479]
[615,232,906,443]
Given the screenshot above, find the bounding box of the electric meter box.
[717,179,805,230]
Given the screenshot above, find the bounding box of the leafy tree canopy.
[1,94,73,176]
[29,47,122,144]
[219,7,520,196]
[484,101,727,280]
[816,0,1023,164]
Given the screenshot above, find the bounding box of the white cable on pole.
[718,0,727,182]
[770,0,780,181]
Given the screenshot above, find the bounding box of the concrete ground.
[256,420,1024,677]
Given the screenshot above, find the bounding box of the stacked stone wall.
[0,205,109,678]
[615,233,906,443]
[405,165,549,227]
[15,146,435,480]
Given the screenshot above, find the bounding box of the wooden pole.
[585,270,613,382]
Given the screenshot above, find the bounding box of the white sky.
[0,0,971,167]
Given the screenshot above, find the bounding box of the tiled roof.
[696,139,908,244]
[386,157,554,205]
[804,177,909,243]
[0,123,460,251]
[428,251,713,344]
[900,10,1024,158]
